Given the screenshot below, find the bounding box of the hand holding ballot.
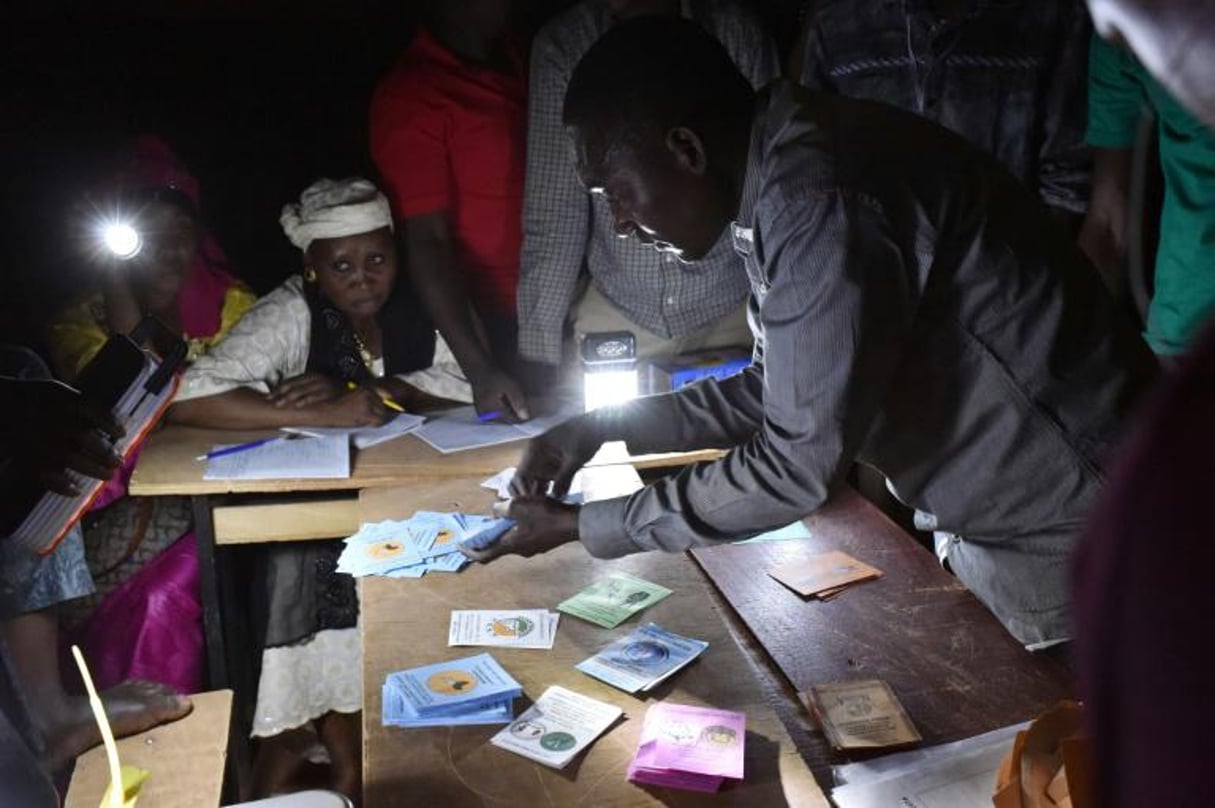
[509,414,605,499]
[459,497,580,563]
[1,377,125,496]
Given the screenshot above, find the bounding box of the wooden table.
[690,487,1075,785]
[127,424,722,797]
[66,690,233,808]
[358,484,829,807]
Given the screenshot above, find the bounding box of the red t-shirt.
[370,29,527,319]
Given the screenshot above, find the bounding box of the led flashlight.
[582,331,639,412]
[101,221,142,260]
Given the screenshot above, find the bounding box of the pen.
[478,410,504,423]
[196,436,281,461]
[347,381,406,413]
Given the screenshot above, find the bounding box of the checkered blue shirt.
[517,0,781,363]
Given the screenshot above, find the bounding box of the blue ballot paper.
[385,653,523,718]
[381,683,515,728]
[337,511,500,578]
[576,623,709,694]
[459,518,516,552]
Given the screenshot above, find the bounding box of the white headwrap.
[279,177,394,252]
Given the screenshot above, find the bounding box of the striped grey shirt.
[578,81,1155,646]
[517,0,780,364]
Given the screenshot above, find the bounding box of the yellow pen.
[347,381,406,413]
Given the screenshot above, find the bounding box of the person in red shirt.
[370,0,531,421]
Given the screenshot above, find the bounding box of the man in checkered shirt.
[517,0,780,367]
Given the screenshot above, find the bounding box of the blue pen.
[477,410,504,423]
[196,436,282,461]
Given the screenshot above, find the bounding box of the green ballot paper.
[557,572,673,628]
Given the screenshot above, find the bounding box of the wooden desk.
[690,488,1075,786]
[65,690,233,808]
[358,484,828,807]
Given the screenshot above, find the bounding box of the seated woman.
[45,135,255,697]
[170,177,470,800]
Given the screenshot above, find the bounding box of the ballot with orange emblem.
[381,652,523,728]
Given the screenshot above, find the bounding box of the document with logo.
[557,572,673,628]
[448,609,560,650]
[800,679,921,751]
[489,685,622,769]
[576,623,708,693]
[628,701,747,792]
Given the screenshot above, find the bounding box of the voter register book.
[9,327,184,555]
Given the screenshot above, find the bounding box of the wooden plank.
[212,497,359,544]
[65,690,232,808]
[690,487,1075,783]
[128,426,524,496]
[358,485,828,808]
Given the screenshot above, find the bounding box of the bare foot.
[46,680,192,769]
[252,727,313,798]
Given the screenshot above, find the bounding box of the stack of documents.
[767,550,883,600]
[448,609,560,650]
[490,685,622,769]
[627,702,746,792]
[382,653,522,728]
[577,623,708,693]
[337,512,499,578]
[557,572,673,628]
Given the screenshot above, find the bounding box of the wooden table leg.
[193,494,254,800]
[193,495,228,689]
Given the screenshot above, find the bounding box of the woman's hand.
[268,373,344,409]
[322,386,393,427]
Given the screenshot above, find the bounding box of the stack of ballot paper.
[382,653,522,728]
[577,623,708,693]
[557,572,673,628]
[628,702,747,792]
[767,550,883,600]
[337,512,500,578]
[448,609,560,650]
[490,685,622,769]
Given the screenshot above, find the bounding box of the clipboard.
[8,317,186,555]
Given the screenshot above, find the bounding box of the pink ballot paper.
[627,702,746,792]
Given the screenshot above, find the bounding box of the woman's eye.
[332,260,352,273]
[368,253,384,266]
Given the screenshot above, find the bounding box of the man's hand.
[471,367,531,423]
[267,373,344,409]
[3,378,125,495]
[459,497,580,563]
[510,416,606,499]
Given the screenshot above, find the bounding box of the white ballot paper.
[448,609,560,650]
[490,685,622,769]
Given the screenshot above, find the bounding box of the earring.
[304,268,317,282]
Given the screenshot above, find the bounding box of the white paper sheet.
[413,406,574,454]
[281,412,426,449]
[830,721,1030,808]
[489,685,622,769]
[203,434,350,480]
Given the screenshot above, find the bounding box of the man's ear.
[665,126,708,176]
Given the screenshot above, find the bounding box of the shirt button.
[666,296,675,305]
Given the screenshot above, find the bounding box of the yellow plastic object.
[69,645,151,808]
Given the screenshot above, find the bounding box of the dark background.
[0,0,804,351]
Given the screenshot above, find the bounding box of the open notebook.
[10,328,185,555]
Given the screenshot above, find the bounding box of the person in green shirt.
[1079,34,1215,359]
